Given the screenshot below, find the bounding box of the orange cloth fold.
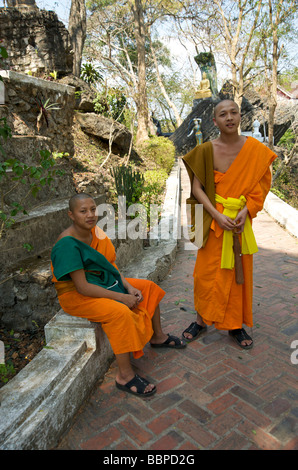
[184,137,277,330]
[51,226,165,358]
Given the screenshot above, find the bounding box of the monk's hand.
[127,286,143,303]
[122,294,141,309]
[215,212,236,231]
[233,207,248,233]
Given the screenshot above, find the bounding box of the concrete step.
[1,194,105,270]
[0,332,114,450]
[1,134,52,163]
[0,338,88,446]
[1,162,75,209]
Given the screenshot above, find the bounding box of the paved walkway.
[56,159,298,451]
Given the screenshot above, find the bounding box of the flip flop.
[229,328,253,349]
[150,334,186,349]
[115,374,156,398]
[182,321,207,342]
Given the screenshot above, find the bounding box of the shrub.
[110,165,144,206]
[138,136,175,173]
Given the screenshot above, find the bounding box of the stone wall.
[0,71,77,328]
[0,70,75,161]
[0,7,73,76]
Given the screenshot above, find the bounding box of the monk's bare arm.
[69,269,140,309]
[119,273,143,302]
[192,176,235,231]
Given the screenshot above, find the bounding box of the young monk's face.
[213,100,241,134]
[68,197,98,230]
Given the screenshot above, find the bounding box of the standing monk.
[182,99,277,349]
[51,193,186,398]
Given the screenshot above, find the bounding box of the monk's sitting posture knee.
[51,193,186,397]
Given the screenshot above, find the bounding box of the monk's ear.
[213,117,218,127]
[68,210,75,221]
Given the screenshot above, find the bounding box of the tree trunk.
[68,0,86,77]
[150,39,182,128]
[131,0,150,145]
[268,0,279,150]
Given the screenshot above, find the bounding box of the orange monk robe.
[51,226,165,359]
[183,137,277,330]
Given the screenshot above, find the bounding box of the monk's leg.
[150,305,185,347]
[115,352,155,394]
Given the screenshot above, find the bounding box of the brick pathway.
[56,159,298,451]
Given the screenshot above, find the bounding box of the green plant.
[277,128,295,151]
[0,148,65,240]
[140,169,168,210]
[138,136,175,173]
[0,117,12,156]
[80,63,103,85]
[0,43,8,60]
[93,88,127,123]
[0,362,15,384]
[110,165,145,206]
[49,70,58,80]
[35,97,61,131]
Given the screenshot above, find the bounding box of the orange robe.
[183,137,277,330]
[51,226,165,358]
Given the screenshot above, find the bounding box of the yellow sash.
[215,194,258,269]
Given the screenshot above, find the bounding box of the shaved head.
[69,193,94,212]
[213,99,239,118]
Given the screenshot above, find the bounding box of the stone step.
[0,332,113,450]
[1,162,75,209]
[1,134,52,163]
[1,194,105,270]
[0,338,87,445]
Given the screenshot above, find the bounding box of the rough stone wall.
[0,71,77,328]
[0,70,75,160]
[0,7,73,76]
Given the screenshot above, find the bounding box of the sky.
[0,0,71,24]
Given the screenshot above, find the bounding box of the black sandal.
[116,374,156,398]
[229,328,253,350]
[151,334,186,349]
[182,321,207,342]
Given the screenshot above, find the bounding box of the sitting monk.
[51,193,186,398]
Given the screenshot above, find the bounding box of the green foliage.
[138,136,175,173]
[0,44,8,60]
[277,128,296,151]
[110,165,145,206]
[0,117,12,156]
[93,88,127,123]
[278,66,298,93]
[0,145,65,238]
[80,62,103,85]
[0,362,15,384]
[140,169,168,211]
